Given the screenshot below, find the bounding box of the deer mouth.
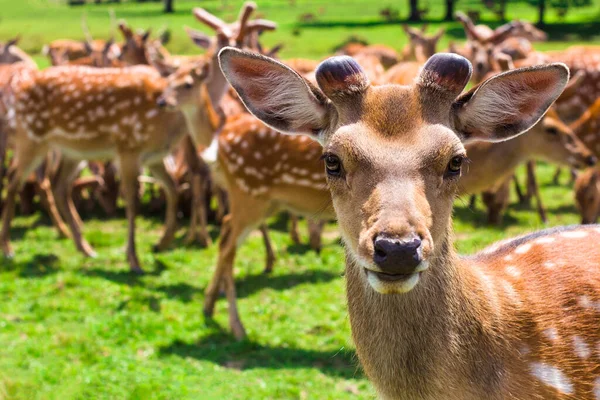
[363,268,424,294]
[366,269,419,282]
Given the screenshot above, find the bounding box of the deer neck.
[181,84,222,148]
[205,52,229,106]
[345,229,508,399]
[459,135,526,194]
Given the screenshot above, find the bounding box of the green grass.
[0,162,585,399]
[3,0,600,68]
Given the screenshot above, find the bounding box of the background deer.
[159,56,334,338]
[2,58,218,272]
[221,48,600,399]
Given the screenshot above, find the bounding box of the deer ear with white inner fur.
[219,47,334,141]
[451,63,569,143]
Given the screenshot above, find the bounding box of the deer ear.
[219,47,333,142]
[185,27,212,50]
[452,63,569,142]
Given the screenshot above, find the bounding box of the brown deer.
[1,60,220,272]
[221,49,600,399]
[158,63,335,338]
[0,37,36,68]
[401,24,445,62]
[575,167,600,224]
[47,38,121,68]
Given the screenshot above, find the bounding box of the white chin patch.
[366,271,421,294]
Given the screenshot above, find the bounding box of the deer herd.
[1,4,599,399]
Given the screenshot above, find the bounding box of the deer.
[381,25,445,85]
[47,38,121,68]
[0,62,215,272]
[460,56,595,224]
[15,3,268,270]
[158,55,335,338]
[0,37,36,68]
[221,48,600,399]
[461,105,595,224]
[575,167,600,224]
[401,24,445,63]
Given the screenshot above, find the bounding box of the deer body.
[348,226,600,399]
[460,108,593,194]
[2,65,207,271]
[220,47,600,398]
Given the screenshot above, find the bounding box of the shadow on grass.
[453,203,520,228]
[544,204,579,215]
[159,333,362,379]
[154,282,203,303]
[80,259,168,286]
[286,243,314,255]
[266,212,292,234]
[236,270,339,299]
[1,253,61,277]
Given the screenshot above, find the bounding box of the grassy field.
[2,0,600,67]
[0,162,585,399]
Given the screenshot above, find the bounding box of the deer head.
[118,20,152,65]
[403,25,445,62]
[220,49,568,294]
[156,62,210,111]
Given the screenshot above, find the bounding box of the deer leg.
[552,167,561,185]
[119,155,143,274]
[524,161,536,207]
[185,172,212,247]
[53,158,96,257]
[215,186,228,223]
[37,157,70,238]
[0,119,9,208]
[98,161,118,217]
[183,137,213,247]
[513,174,526,205]
[289,214,301,245]
[260,224,276,274]
[308,219,325,253]
[468,194,477,209]
[1,141,48,257]
[148,161,178,252]
[527,163,547,224]
[204,192,270,339]
[482,180,510,226]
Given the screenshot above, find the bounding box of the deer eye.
[445,155,465,178]
[322,153,342,177]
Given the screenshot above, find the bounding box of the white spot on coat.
[529,362,573,394]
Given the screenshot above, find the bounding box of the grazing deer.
[1,61,218,272]
[221,49,600,399]
[460,106,595,224]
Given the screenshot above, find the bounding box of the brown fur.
[1,64,212,272]
[220,49,600,399]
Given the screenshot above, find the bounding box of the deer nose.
[476,62,485,72]
[586,155,597,166]
[156,97,168,108]
[373,234,422,274]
